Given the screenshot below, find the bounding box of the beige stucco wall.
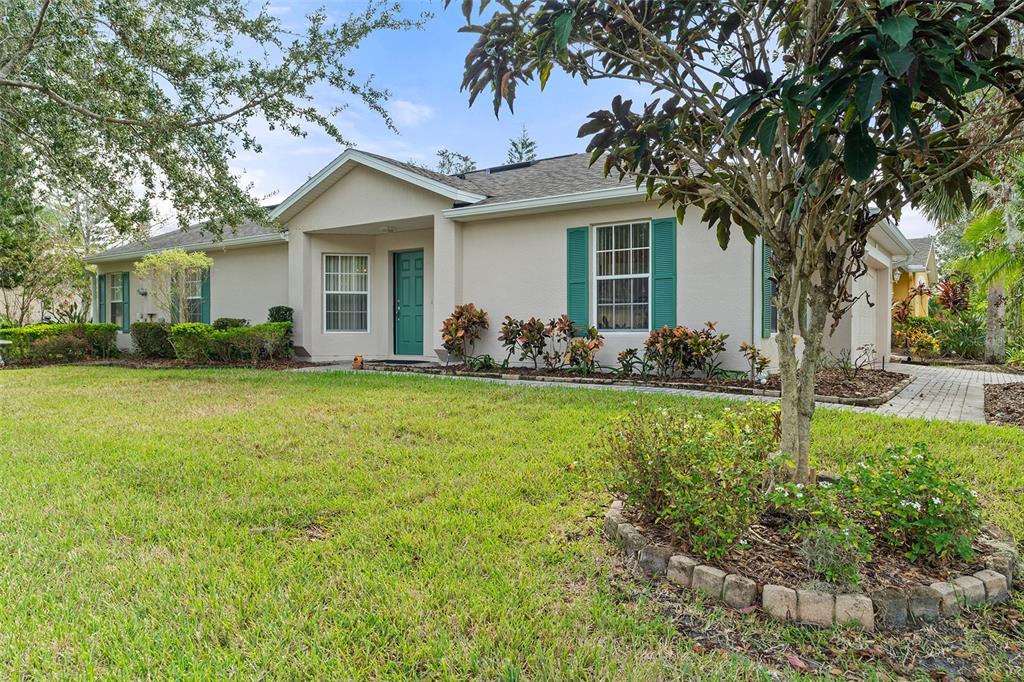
[460,201,756,371]
[285,164,454,361]
[94,242,288,349]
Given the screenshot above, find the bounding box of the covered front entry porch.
[287,212,462,364]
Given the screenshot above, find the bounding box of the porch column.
[432,213,463,350]
[288,228,314,357]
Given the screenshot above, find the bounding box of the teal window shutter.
[200,268,211,324]
[761,243,775,338]
[650,217,677,329]
[121,272,130,333]
[566,227,589,328]
[97,274,106,323]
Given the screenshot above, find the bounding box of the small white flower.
[932,497,941,505]
[795,492,803,499]
[820,481,832,489]
[739,539,749,546]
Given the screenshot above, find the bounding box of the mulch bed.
[985,382,1024,427]
[740,368,909,400]
[622,506,1000,594]
[368,363,910,402]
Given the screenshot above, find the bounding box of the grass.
[0,367,1021,680]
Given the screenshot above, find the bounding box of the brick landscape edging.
[362,365,915,408]
[604,500,1018,631]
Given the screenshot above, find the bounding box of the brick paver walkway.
[298,362,1022,424]
[874,363,1020,423]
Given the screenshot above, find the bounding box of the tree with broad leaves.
[447,0,1024,483]
[1,0,423,237]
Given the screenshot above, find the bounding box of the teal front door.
[394,250,424,355]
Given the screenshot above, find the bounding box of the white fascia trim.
[441,185,646,220]
[876,219,915,258]
[84,232,287,264]
[270,149,487,222]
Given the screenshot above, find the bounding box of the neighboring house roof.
[904,236,935,272]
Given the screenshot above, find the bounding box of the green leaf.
[805,133,832,168]
[855,71,886,120]
[716,221,731,250]
[739,108,771,146]
[843,123,877,182]
[724,92,759,133]
[758,113,780,155]
[887,84,912,138]
[553,12,573,53]
[879,16,918,49]
[881,47,915,77]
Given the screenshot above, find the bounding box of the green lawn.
[0,367,1021,679]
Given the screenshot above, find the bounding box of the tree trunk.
[775,275,828,484]
[986,281,1006,364]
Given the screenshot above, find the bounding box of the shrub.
[739,341,770,382]
[0,323,118,361]
[169,323,213,362]
[935,312,985,359]
[564,326,604,373]
[616,348,648,377]
[518,317,548,368]
[497,316,523,367]
[30,333,91,362]
[767,482,872,589]
[465,354,497,371]
[440,303,489,362]
[542,315,577,369]
[893,325,940,357]
[603,403,781,560]
[1008,336,1024,366]
[212,317,248,331]
[836,444,981,563]
[268,306,293,323]
[131,322,175,358]
[642,322,728,378]
[208,322,292,363]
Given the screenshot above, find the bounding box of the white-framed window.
[324,254,369,332]
[184,268,203,323]
[595,221,650,331]
[109,273,124,328]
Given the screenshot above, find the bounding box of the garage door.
[856,268,878,355]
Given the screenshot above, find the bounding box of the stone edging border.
[604,500,1019,631]
[362,365,915,408]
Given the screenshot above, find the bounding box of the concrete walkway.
[298,362,1022,425]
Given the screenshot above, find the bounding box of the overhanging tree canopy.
[1,0,420,235]
[449,0,1024,481]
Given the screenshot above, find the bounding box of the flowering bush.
[603,402,781,559]
[893,325,940,357]
[836,445,981,563]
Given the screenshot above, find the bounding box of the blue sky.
[229,0,935,238]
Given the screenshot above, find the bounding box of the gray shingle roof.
[906,236,934,269]
[92,220,283,260]
[91,151,624,259]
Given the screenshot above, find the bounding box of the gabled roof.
[904,236,935,271]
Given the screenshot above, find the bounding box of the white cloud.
[896,206,937,239]
[390,99,434,127]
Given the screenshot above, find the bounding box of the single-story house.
[85,149,914,371]
[892,236,938,317]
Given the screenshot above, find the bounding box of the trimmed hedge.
[0,323,119,361]
[212,317,248,331]
[268,306,293,323]
[168,322,292,363]
[130,322,175,358]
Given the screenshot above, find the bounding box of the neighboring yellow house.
[892,236,938,317]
